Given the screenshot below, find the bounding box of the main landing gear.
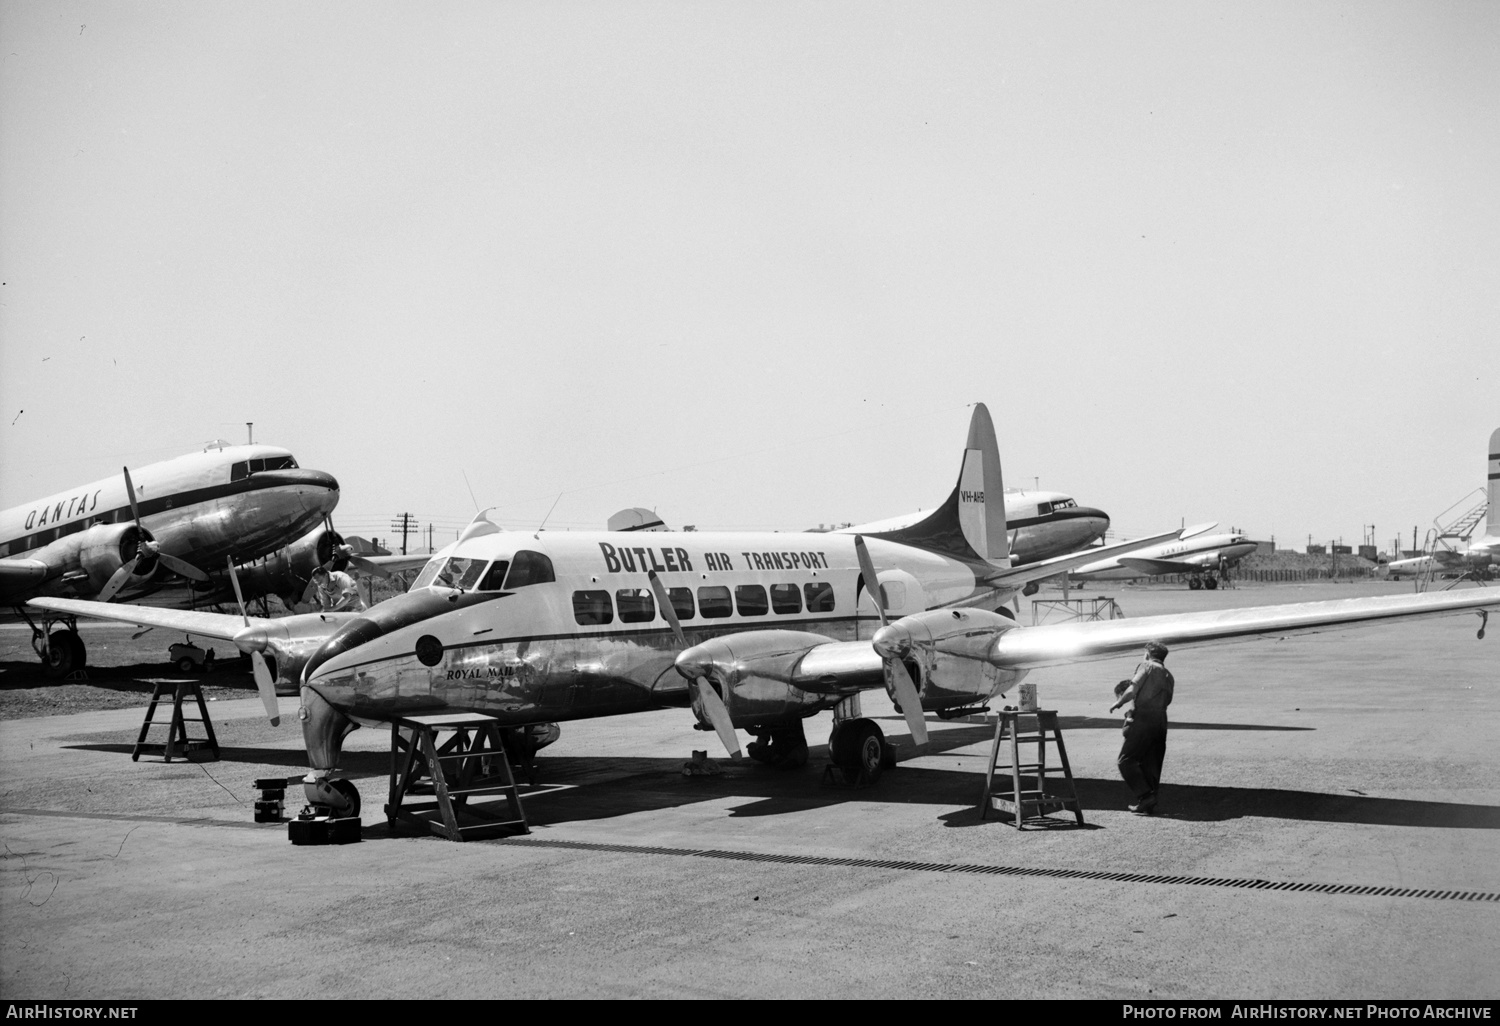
[826,718,895,785]
[18,608,86,679]
[746,720,810,769]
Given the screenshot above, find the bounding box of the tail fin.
[867,404,1010,567]
[1487,427,1499,539]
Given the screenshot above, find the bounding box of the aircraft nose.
[302,616,385,685]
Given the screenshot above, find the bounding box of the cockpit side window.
[231,461,249,482]
[411,557,445,590]
[478,561,511,591]
[1037,502,1053,516]
[504,551,555,588]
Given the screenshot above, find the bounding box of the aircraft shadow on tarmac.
[63,715,1494,834]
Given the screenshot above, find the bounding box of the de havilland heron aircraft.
[1050,525,1260,590]
[1,442,347,676]
[1382,427,1499,583]
[31,405,1500,820]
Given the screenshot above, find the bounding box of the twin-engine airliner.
[835,488,1109,565]
[32,407,1499,819]
[1053,527,1259,590]
[2,442,339,675]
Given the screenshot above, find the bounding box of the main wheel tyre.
[43,630,79,679]
[834,719,886,784]
[1204,577,1219,590]
[1188,578,1203,591]
[330,779,361,818]
[67,632,87,671]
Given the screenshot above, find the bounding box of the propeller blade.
[886,656,928,747]
[347,554,392,580]
[853,535,888,627]
[226,557,249,625]
[646,571,687,646]
[98,556,141,602]
[250,651,280,726]
[157,551,209,582]
[123,467,143,526]
[694,678,741,760]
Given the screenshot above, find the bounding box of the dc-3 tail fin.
[1487,427,1499,540]
[867,403,1010,568]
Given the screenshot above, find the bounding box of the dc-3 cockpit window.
[230,456,299,481]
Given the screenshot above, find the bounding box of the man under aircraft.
[29,404,1500,821]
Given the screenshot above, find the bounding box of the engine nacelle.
[875,608,1027,713]
[77,522,158,592]
[676,630,845,730]
[233,527,345,608]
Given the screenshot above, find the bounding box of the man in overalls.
[1109,640,1174,814]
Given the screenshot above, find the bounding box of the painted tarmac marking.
[0,808,267,831]
[496,837,1500,903]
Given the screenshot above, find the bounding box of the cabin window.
[734,584,768,616]
[804,582,835,612]
[572,590,613,625]
[668,587,695,620]
[770,583,801,614]
[505,550,555,588]
[478,561,510,591]
[698,585,732,618]
[616,588,655,623]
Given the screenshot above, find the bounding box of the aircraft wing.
[360,554,430,574]
[27,596,270,643]
[1117,556,1213,576]
[0,558,52,588]
[988,589,1500,669]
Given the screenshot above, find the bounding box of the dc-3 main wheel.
[1188,578,1203,591]
[43,630,83,679]
[830,719,886,784]
[1204,576,1219,590]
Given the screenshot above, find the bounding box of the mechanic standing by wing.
[1109,640,1174,815]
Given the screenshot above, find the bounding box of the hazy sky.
[2,2,1496,552]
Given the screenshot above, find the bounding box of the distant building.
[1357,545,1377,560]
[1306,545,1326,555]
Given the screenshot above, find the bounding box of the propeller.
[320,517,392,579]
[98,467,210,601]
[853,535,927,747]
[227,557,280,726]
[646,570,741,760]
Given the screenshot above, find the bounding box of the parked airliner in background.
[1056,527,1259,590]
[1381,427,1499,583]
[33,404,1500,820]
[834,489,1109,566]
[1,442,340,676]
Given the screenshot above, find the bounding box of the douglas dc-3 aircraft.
[835,489,1109,566]
[1055,526,1259,590]
[32,406,1500,819]
[2,442,343,676]
[1383,428,1500,583]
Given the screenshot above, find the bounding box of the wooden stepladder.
[979,709,1084,829]
[386,713,530,841]
[132,679,220,762]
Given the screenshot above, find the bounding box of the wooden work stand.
[132,679,220,762]
[385,713,530,841]
[979,709,1084,829]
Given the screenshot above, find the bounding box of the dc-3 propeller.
[225,557,280,726]
[98,467,210,601]
[854,535,928,748]
[646,570,741,760]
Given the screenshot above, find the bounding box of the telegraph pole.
[389,512,414,555]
